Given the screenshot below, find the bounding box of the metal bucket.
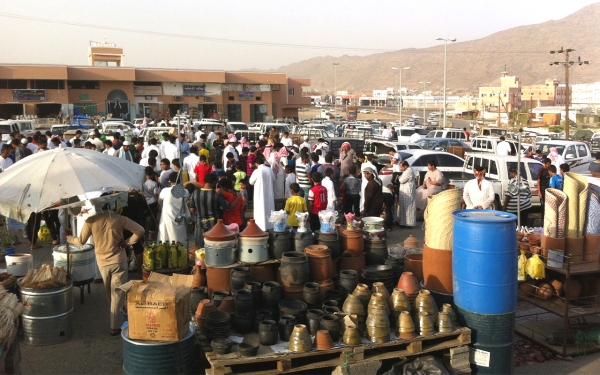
[204,238,237,267]
[456,304,514,375]
[314,230,341,259]
[452,210,517,314]
[122,326,197,375]
[19,278,74,345]
[6,254,33,277]
[268,229,292,259]
[238,236,269,263]
[53,244,96,283]
[364,238,388,265]
[292,230,314,252]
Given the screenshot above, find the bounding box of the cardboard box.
[121,272,193,342]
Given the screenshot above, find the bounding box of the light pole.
[333,63,339,116]
[391,67,409,125]
[419,81,431,121]
[436,38,456,127]
[549,47,589,140]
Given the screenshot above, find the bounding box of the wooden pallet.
[205,327,471,375]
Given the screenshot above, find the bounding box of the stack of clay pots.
[339,229,366,275]
[397,272,421,306]
[412,290,438,331]
[304,245,335,302]
[280,252,310,300]
[204,220,238,267]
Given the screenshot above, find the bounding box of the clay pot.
[517,232,525,242]
[398,272,421,296]
[282,284,304,301]
[418,312,435,336]
[536,283,555,300]
[197,300,217,320]
[519,280,539,296]
[306,309,325,335]
[519,242,530,251]
[352,283,372,310]
[254,310,274,333]
[422,244,453,294]
[305,245,334,282]
[438,312,456,333]
[212,291,231,307]
[339,229,364,256]
[527,234,540,246]
[303,282,321,307]
[342,325,362,346]
[441,304,458,326]
[249,264,276,283]
[396,311,417,339]
[239,219,268,237]
[192,265,206,288]
[541,235,566,252]
[314,330,334,349]
[190,287,208,316]
[404,235,419,249]
[234,289,254,313]
[413,290,438,325]
[404,254,424,282]
[365,305,390,344]
[338,253,366,275]
[238,342,259,357]
[211,338,234,355]
[342,294,365,316]
[259,320,279,346]
[550,279,564,296]
[372,282,391,306]
[280,252,310,287]
[339,270,359,295]
[389,288,411,323]
[565,279,582,299]
[278,315,297,342]
[367,293,390,316]
[235,312,255,334]
[230,266,251,292]
[243,281,262,308]
[206,266,232,297]
[218,296,236,316]
[288,324,313,352]
[204,219,237,241]
[262,281,282,311]
[319,314,341,342]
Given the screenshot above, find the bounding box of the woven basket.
[424,188,463,250]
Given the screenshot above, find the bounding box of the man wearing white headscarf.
[222,138,239,168]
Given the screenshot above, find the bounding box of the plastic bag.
[526,254,545,280]
[38,225,51,242]
[318,210,338,233]
[268,210,288,232]
[518,250,527,281]
[295,212,309,232]
[345,212,355,230]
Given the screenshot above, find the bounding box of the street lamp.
[392,66,409,125]
[436,38,456,127]
[549,47,589,140]
[418,81,431,120]
[333,63,339,115]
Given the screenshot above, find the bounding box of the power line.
[0,12,549,54]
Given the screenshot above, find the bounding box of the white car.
[359,109,371,114]
[536,141,594,173]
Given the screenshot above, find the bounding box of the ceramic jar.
[398,272,421,298]
[288,324,313,352]
[303,282,322,307]
[365,305,390,344]
[342,294,365,316]
[396,311,416,339]
[319,314,341,342]
[234,312,255,334]
[254,310,273,333]
[389,288,411,320]
[418,312,435,336]
[314,330,334,350]
[259,320,279,346]
[190,286,208,316]
[306,309,325,335]
[342,325,362,346]
[230,266,251,292]
[338,253,366,275]
[367,292,391,316]
[217,296,236,316]
[413,290,438,325]
[437,312,456,333]
[339,229,364,256]
[212,291,231,307]
[404,234,419,249]
[441,304,458,326]
[305,245,333,282]
[243,281,262,308]
[339,270,359,295]
[280,252,310,287]
[206,266,232,297]
[262,281,282,311]
[352,283,372,309]
[234,289,254,313]
[278,314,297,342]
[372,282,391,307]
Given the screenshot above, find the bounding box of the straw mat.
[424,188,463,250]
[585,184,600,235]
[543,188,567,238]
[564,172,588,238]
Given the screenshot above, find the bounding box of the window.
[565,145,576,158]
[0,79,27,89]
[256,96,261,101]
[506,162,529,180]
[32,80,65,89]
[288,88,295,95]
[228,96,234,100]
[133,81,161,86]
[437,154,464,167]
[577,144,588,157]
[68,80,100,89]
[489,160,498,177]
[450,140,463,147]
[411,157,428,167]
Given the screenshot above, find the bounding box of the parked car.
[225,122,248,132]
[392,127,428,143]
[469,136,524,156]
[536,141,594,173]
[364,140,422,159]
[426,128,467,141]
[359,109,371,114]
[415,138,470,151]
[139,127,175,145]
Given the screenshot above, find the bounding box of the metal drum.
[204,239,237,267]
[19,278,74,345]
[53,244,96,283]
[122,326,196,375]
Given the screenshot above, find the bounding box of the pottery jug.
[254,310,273,333]
[288,324,313,352]
[262,281,282,311]
[352,283,372,309]
[303,282,321,307]
[234,289,254,313]
[259,320,279,346]
[306,309,325,335]
[339,270,359,295]
[319,314,341,342]
[342,324,362,346]
[278,315,297,342]
[280,252,310,287]
[396,311,417,339]
[230,266,251,292]
[243,281,262,308]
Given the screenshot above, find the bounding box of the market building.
[0,45,311,123]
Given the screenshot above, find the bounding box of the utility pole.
[333,63,339,116]
[549,47,589,140]
[436,38,456,127]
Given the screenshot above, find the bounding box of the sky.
[0,0,597,71]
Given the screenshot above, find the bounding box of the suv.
[426,128,467,141]
[394,127,428,142]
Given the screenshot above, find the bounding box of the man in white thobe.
[162,136,179,164]
[463,165,495,209]
[359,154,378,212]
[249,156,276,231]
[222,139,239,168]
[182,146,200,183]
[157,172,189,243]
[322,173,337,211]
[496,136,511,156]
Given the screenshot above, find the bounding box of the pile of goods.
[0,273,17,288]
[0,286,23,345]
[142,241,188,273]
[21,264,68,288]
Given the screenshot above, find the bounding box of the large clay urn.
[305,245,333,282]
[398,272,420,296]
[204,219,237,241]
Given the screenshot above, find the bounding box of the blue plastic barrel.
[452,210,517,314]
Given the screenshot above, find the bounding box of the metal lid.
[53,244,94,253]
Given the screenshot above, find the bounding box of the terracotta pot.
[584,234,600,262]
[404,254,424,282]
[517,232,525,242]
[342,325,362,346]
[339,229,364,256]
[319,314,341,342]
[280,252,310,287]
[305,246,333,282]
[314,330,334,349]
[404,234,419,249]
[541,235,565,252]
[352,283,372,309]
[282,284,305,301]
[342,294,365,316]
[398,272,421,296]
[196,300,217,320]
[204,219,237,241]
[565,279,582,299]
[190,287,208,316]
[418,312,434,336]
[526,234,540,245]
[518,242,530,251]
[422,245,452,294]
[218,296,236,315]
[192,265,206,288]
[206,266,232,297]
[249,264,275,283]
[288,324,313,352]
[338,253,366,276]
[519,280,539,296]
[372,282,391,306]
[239,219,268,237]
[536,283,555,300]
[550,279,564,296]
[396,311,417,339]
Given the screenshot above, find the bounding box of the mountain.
[274,3,600,94]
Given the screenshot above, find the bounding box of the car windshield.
[416,139,439,149]
[77,119,93,127]
[229,124,248,130]
[537,143,565,156]
[506,162,542,181]
[0,125,12,135]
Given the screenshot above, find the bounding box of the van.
[0,120,35,140]
[426,128,467,141]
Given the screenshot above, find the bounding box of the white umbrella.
[0,146,144,222]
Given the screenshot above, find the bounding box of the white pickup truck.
[448,154,543,210]
[535,140,594,174]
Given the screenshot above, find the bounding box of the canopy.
[0,146,144,222]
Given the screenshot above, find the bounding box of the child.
[560,163,570,176]
[225,152,236,179]
[285,183,307,229]
[284,165,296,199]
[216,171,227,188]
[234,161,247,191]
[143,167,160,241]
[548,165,564,190]
[341,166,361,214]
[382,184,395,231]
[307,172,328,231]
[213,160,225,177]
[194,155,212,186]
[219,178,244,227]
[239,179,249,227]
